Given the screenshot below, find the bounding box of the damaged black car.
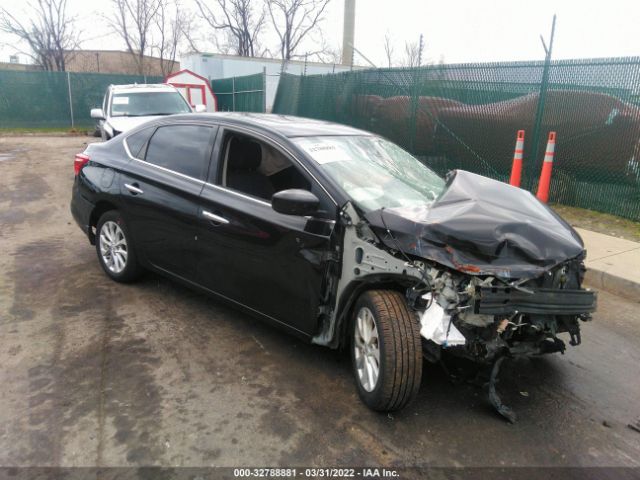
[70,113,597,420]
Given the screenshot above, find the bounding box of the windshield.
[110,91,191,117]
[293,135,445,211]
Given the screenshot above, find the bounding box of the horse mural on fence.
[341,90,640,185]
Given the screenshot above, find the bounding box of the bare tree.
[315,44,341,64]
[109,0,162,74]
[195,0,265,57]
[266,0,331,60]
[153,0,193,76]
[0,0,79,71]
[402,40,420,68]
[383,31,394,68]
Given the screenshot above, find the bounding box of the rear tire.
[95,210,142,283]
[351,290,423,412]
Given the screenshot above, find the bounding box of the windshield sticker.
[304,143,351,164]
[113,97,129,105]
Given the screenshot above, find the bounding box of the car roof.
[167,112,372,138]
[110,83,178,94]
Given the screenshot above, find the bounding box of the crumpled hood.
[107,116,164,134]
[364,170,585,279]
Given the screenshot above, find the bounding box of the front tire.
[351,290,423,412]
[95,210,142,283]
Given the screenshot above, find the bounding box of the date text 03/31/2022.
[233,468,400,478]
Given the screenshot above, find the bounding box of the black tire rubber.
[351,289,423,412]
[95,210,142,283]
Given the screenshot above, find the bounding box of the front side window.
[218,132,334,217]
[293,135,445,212]
[144,125,214,180]
[222,133,311,201]
[110,91,191,117]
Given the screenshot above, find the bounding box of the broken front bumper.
[474,286,597,316]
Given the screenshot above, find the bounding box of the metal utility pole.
[528,14,556,190]
[342,0,356,66]
[417,34,424,67]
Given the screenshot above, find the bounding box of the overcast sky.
[0,0,638,66]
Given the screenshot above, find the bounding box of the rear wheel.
[95,210,142,282]
[351,290,422,412]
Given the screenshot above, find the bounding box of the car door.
[119,123,217,281]
[195,128,337,336]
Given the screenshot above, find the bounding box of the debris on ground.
[628,418,640,434]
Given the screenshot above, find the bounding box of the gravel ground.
[1,136,639,472]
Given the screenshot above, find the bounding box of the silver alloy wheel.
[99,220,128,274]
[354,306,380,392]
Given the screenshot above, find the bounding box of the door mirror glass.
[194,104,206,113]
[272,189,319,216]
[91,108,105,119]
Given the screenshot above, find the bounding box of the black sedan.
[71,113,596,418]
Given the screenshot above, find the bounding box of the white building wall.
[181,53,360,111]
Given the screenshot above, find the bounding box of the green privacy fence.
[0,70,162,129]
[273,57,640,221]
[210,72,266,112]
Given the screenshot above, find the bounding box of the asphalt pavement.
[1,136,639,472]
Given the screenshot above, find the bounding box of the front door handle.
[124,183,144,195]
[202,210,229,225]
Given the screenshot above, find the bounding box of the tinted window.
[125,127,154,158]
[145,125,213,180]
[221,132,334,217]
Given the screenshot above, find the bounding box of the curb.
[585,269,640,303]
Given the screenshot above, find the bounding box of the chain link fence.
[272,57,640,221]
[0,70,162,129]
[210,72,266,113]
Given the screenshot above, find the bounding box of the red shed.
[165,69,218,112]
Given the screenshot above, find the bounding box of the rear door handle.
[124,183,144,195]
[202,210,229,225]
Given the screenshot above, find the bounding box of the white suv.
[91,83,205,140]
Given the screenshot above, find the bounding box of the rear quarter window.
[125,127,155,159]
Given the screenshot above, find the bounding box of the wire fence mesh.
[0,70,162,129]
[210,72,266,112]
[272,57,640,221]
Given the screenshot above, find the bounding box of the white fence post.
[66,71,75,128]
[263,67,267,112]
[232,77,236,111]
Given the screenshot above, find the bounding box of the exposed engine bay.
[414,257,595,364]
[314,170,598,421]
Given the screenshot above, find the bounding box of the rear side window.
[125,127,154,159]
[144,125,214,180]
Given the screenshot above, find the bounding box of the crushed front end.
[358,170,598,365]
[413,255,596,365]
[353,170,599,420]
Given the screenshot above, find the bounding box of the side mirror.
[272,189,319,216]
[91,108,105,119]
[194,104,206,113]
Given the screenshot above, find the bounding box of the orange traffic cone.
[536,132,556,203]
[509,130,525,187]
